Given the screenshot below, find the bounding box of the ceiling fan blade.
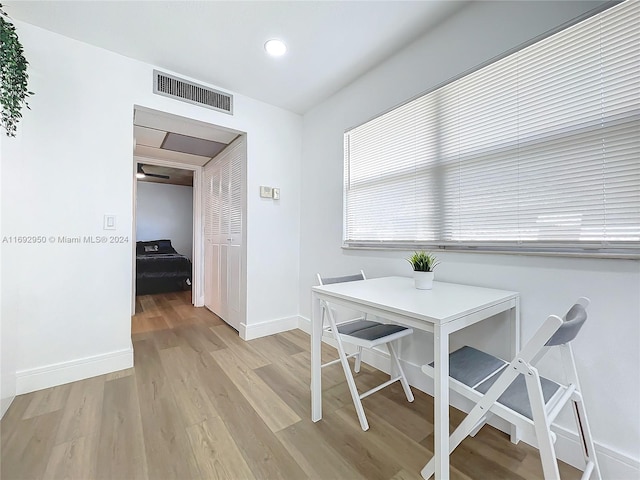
[145,173,170,179]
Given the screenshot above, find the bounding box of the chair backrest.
[317,270,366,286]
[545,299,589,346]
[517,297,590,366]
[317,271,367,329]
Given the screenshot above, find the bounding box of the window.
[344,1,639,256]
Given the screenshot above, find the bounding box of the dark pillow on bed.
[137,240,177,254]
[156,239,175,253]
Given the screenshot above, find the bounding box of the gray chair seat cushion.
[338,320,409,341]
[337,320,380,335]
[430,346,507,388]
[475,366,561,420]
[436,346,561,420]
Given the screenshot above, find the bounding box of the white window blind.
[344,0,640,255]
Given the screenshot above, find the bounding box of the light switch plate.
[104,214,116,230]
[272,188,280,200]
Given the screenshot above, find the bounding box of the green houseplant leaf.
[1,3,33,137]
[407,251,439,272]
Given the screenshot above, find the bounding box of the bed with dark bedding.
[136,239,192,295]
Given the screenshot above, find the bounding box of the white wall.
[2,20,301,394]
[300,1,639,477]
[136,182,193,260]
[0,131,18,417]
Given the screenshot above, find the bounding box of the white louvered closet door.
[203,136,245,330]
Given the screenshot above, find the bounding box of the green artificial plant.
[0,3,32,137]
[407,251,439,272]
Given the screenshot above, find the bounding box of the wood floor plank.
[105,367,134,382]
[247,333,304,363]
[135,295,143,314]
[277,328,311,350]
[276,419,368,480]
[310,408,402,480]
[254,362,311,419]
[171,304,199,320]
[186,417,255,480]
[193,348,308,480]
[391,468,426,480]
[191,306,225,325]
[290,350,353,389]
[133,338,201,480]
[357,373,432,443]
[0,393,31,447]
[210,324,271,369]
[1,410,63,480]
[131,314,170,334]
[55,375,105,444]
[158,346,220,427]
[210,348,300,432]
[255,360,377,419]
[138,295,158,313]
[147,327,181,350]
[257,346,312,389]
[162,307,194,328]
[43,434,99,480]
[449,439,529,480]
[334,406,434,477]
[173,322,227,354]
[22,383,72,419]
[96,375,148,480]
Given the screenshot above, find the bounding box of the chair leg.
[355,346,363,373]
[561,345,601,480]
[422,363,521,479]
[325,305,369,431]
[572,396,602,480]
[525,369,561,480]
[388,342,414,402]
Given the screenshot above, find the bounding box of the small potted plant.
[407,251,439,290]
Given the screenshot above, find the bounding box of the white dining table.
[310,276,520,480]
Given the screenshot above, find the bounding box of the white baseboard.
[16,343,134,395]
[553,425,640,479]
[295,317,639,479]
[240,315,300,341]
[297,315,311,334]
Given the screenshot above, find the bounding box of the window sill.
[342,244,640,260]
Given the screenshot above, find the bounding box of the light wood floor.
[1,290,582,480]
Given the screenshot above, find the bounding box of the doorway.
[131,106,244,321]
[135,163,196,301]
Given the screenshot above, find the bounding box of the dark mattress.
[136,240,192,295]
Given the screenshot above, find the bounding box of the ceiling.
[134,106,240,167]
[134,106,241,185]
[4,1,469,114]
[137,164,194,187]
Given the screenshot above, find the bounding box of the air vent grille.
[153,70,233,115]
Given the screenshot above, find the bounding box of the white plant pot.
[413,271,434,290]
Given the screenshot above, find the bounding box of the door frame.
[131,157,204,314]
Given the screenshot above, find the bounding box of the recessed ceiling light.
[264,39,287,57]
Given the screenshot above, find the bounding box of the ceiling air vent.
[153,70,233,115]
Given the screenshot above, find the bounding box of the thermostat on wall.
[260,186,273,198]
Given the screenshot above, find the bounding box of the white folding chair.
[421,297,601,480]
[317,270,414,431]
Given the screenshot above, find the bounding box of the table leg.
[432,324,450,479]
[311,292,323,422]
[510,297,521,444]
